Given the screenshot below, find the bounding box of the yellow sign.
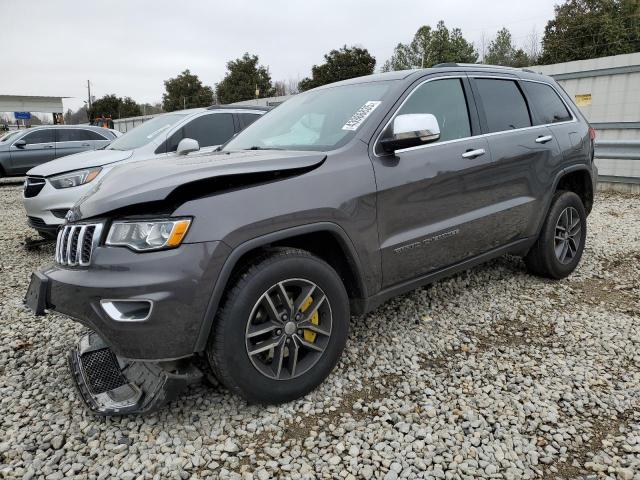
[575,93,592,106]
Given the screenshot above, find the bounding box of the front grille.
[55,223,102,266]
[80,348,127,395]
[24,177,46,198]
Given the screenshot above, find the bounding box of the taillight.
[588,127,596,141]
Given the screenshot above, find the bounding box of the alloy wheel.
[245,278,332,380]
[554,206,581,264]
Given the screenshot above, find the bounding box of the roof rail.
[206,105,270,111]
[433,62,536,74]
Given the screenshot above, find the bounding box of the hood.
[69,150,326,221]
[27,149,134,177]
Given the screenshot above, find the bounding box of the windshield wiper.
[245,146,284,151]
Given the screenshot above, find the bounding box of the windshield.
[106,113,188,151]
[223,82,393,152]
[0,130,22,143]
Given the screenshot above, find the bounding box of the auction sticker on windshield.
[342,101,381,131]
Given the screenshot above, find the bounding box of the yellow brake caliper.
[300,296,319,343]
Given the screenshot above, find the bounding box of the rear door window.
[22,129,54,144]
[395,78,471,142]
[475,79,531,133]
[166,113,235,151]
[522,81,572,125]
[57,129,108,142]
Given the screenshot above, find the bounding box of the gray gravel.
[1,177,639,480]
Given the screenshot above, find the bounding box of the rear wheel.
[207,248,349,403]
[525,190,587,279]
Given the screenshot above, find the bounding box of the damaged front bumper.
[69,331,203,415]
[24,240,229,415]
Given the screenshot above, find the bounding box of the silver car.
[0,125,118,178]
[23,106,267,237]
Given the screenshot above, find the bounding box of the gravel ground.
[1,178,639,480]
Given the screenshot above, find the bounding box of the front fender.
[192,222,368,352]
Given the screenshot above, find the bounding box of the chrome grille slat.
[55,223,101,267]
[76,226,87,265]
[65,226,75,265]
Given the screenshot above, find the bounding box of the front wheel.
[525,190,587,279]
[207,248,349,404]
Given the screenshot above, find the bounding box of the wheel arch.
[536,165,594,236]
[554,166,594,215]
[193,222,368,352]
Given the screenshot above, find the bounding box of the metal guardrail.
[595,140,640,160]
[594,139,640,185]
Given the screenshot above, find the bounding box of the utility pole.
[87,80,92,120]
[183,97,186,110]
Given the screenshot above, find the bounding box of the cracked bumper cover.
[32,240,229,360]
[68,331,203,415]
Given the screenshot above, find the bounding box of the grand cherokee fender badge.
[394,229,460,254]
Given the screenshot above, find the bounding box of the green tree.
[484,28,532,67]
[91,94,120,119]
[215,53,275,104]
[91,94,142,119]
[539,0,640,64]
[162,69,214,111]
[382,21,477,71]
[298,45,376,91]
[119,97,142,118]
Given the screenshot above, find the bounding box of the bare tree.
[478,31,489,63]
[273,80,287,97]
[525,28,540,65]
[287,78,300,95]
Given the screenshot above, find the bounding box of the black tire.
[207,247,349,404]
[525,190,587,279]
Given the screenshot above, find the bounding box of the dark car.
[0,125,118,177]
[26,64,597,414]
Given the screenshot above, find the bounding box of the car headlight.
[49,167,102,189]
[106,218,192,251]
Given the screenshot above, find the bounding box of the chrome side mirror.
[14,139,27,148]
[176,138,200,155]
[380,113,441,153]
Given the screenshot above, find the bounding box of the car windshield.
[106,113,188,151]
[0,130,23,143]
[223,82,393,152]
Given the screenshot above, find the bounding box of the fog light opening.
[100,300,153,322]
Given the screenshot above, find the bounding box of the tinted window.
[396,78,471,142]
[238,113,262,129]
[22,129,54,144]
[82,129,108,140]
[523,81,572,125]
[167,113,235,151]
[56,129,106,142]
[476,79,531,133]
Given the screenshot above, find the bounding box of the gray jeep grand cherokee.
[26,64,597,415]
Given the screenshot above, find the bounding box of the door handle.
[461,148,485,159]
[44,145,54,149]
[81,143,91,147]
[535,135,553,144]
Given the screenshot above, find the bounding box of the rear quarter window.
[523,81,572,125]
[238,112,263,129]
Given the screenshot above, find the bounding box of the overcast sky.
[1,0,560,112]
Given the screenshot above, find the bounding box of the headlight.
[49,167,102,189]
[106,218,192,251]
